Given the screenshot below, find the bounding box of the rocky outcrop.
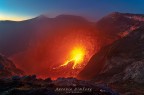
[0,54,24,78]
[123,60,144,83]
[0,77,119,95]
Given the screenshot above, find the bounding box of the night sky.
[0,0,144,21]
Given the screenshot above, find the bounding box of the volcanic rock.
[79,26,144,84]
[96,12,144,47]
[0,54,24,78]
[0,77,119,95]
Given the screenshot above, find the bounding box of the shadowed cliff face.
[78,26,144,83]
[78,12,144,81]
[0,54,24,78]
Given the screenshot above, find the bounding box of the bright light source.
[61,47,85,69]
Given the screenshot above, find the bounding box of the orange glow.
[0,13,31,21]
[12,25,99,79]
[61,46,85,69]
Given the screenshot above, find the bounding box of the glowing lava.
[61,47,85,69]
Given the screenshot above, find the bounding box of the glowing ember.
[61,47,85,69]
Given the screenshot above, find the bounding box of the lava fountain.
[61,46,86,69]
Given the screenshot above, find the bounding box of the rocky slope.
[0,54,23,78]
[96,12,144,47]
[78,25,144,83]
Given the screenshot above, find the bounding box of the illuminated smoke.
[11,21,99,79]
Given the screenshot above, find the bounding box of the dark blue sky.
[0,0,144,21]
